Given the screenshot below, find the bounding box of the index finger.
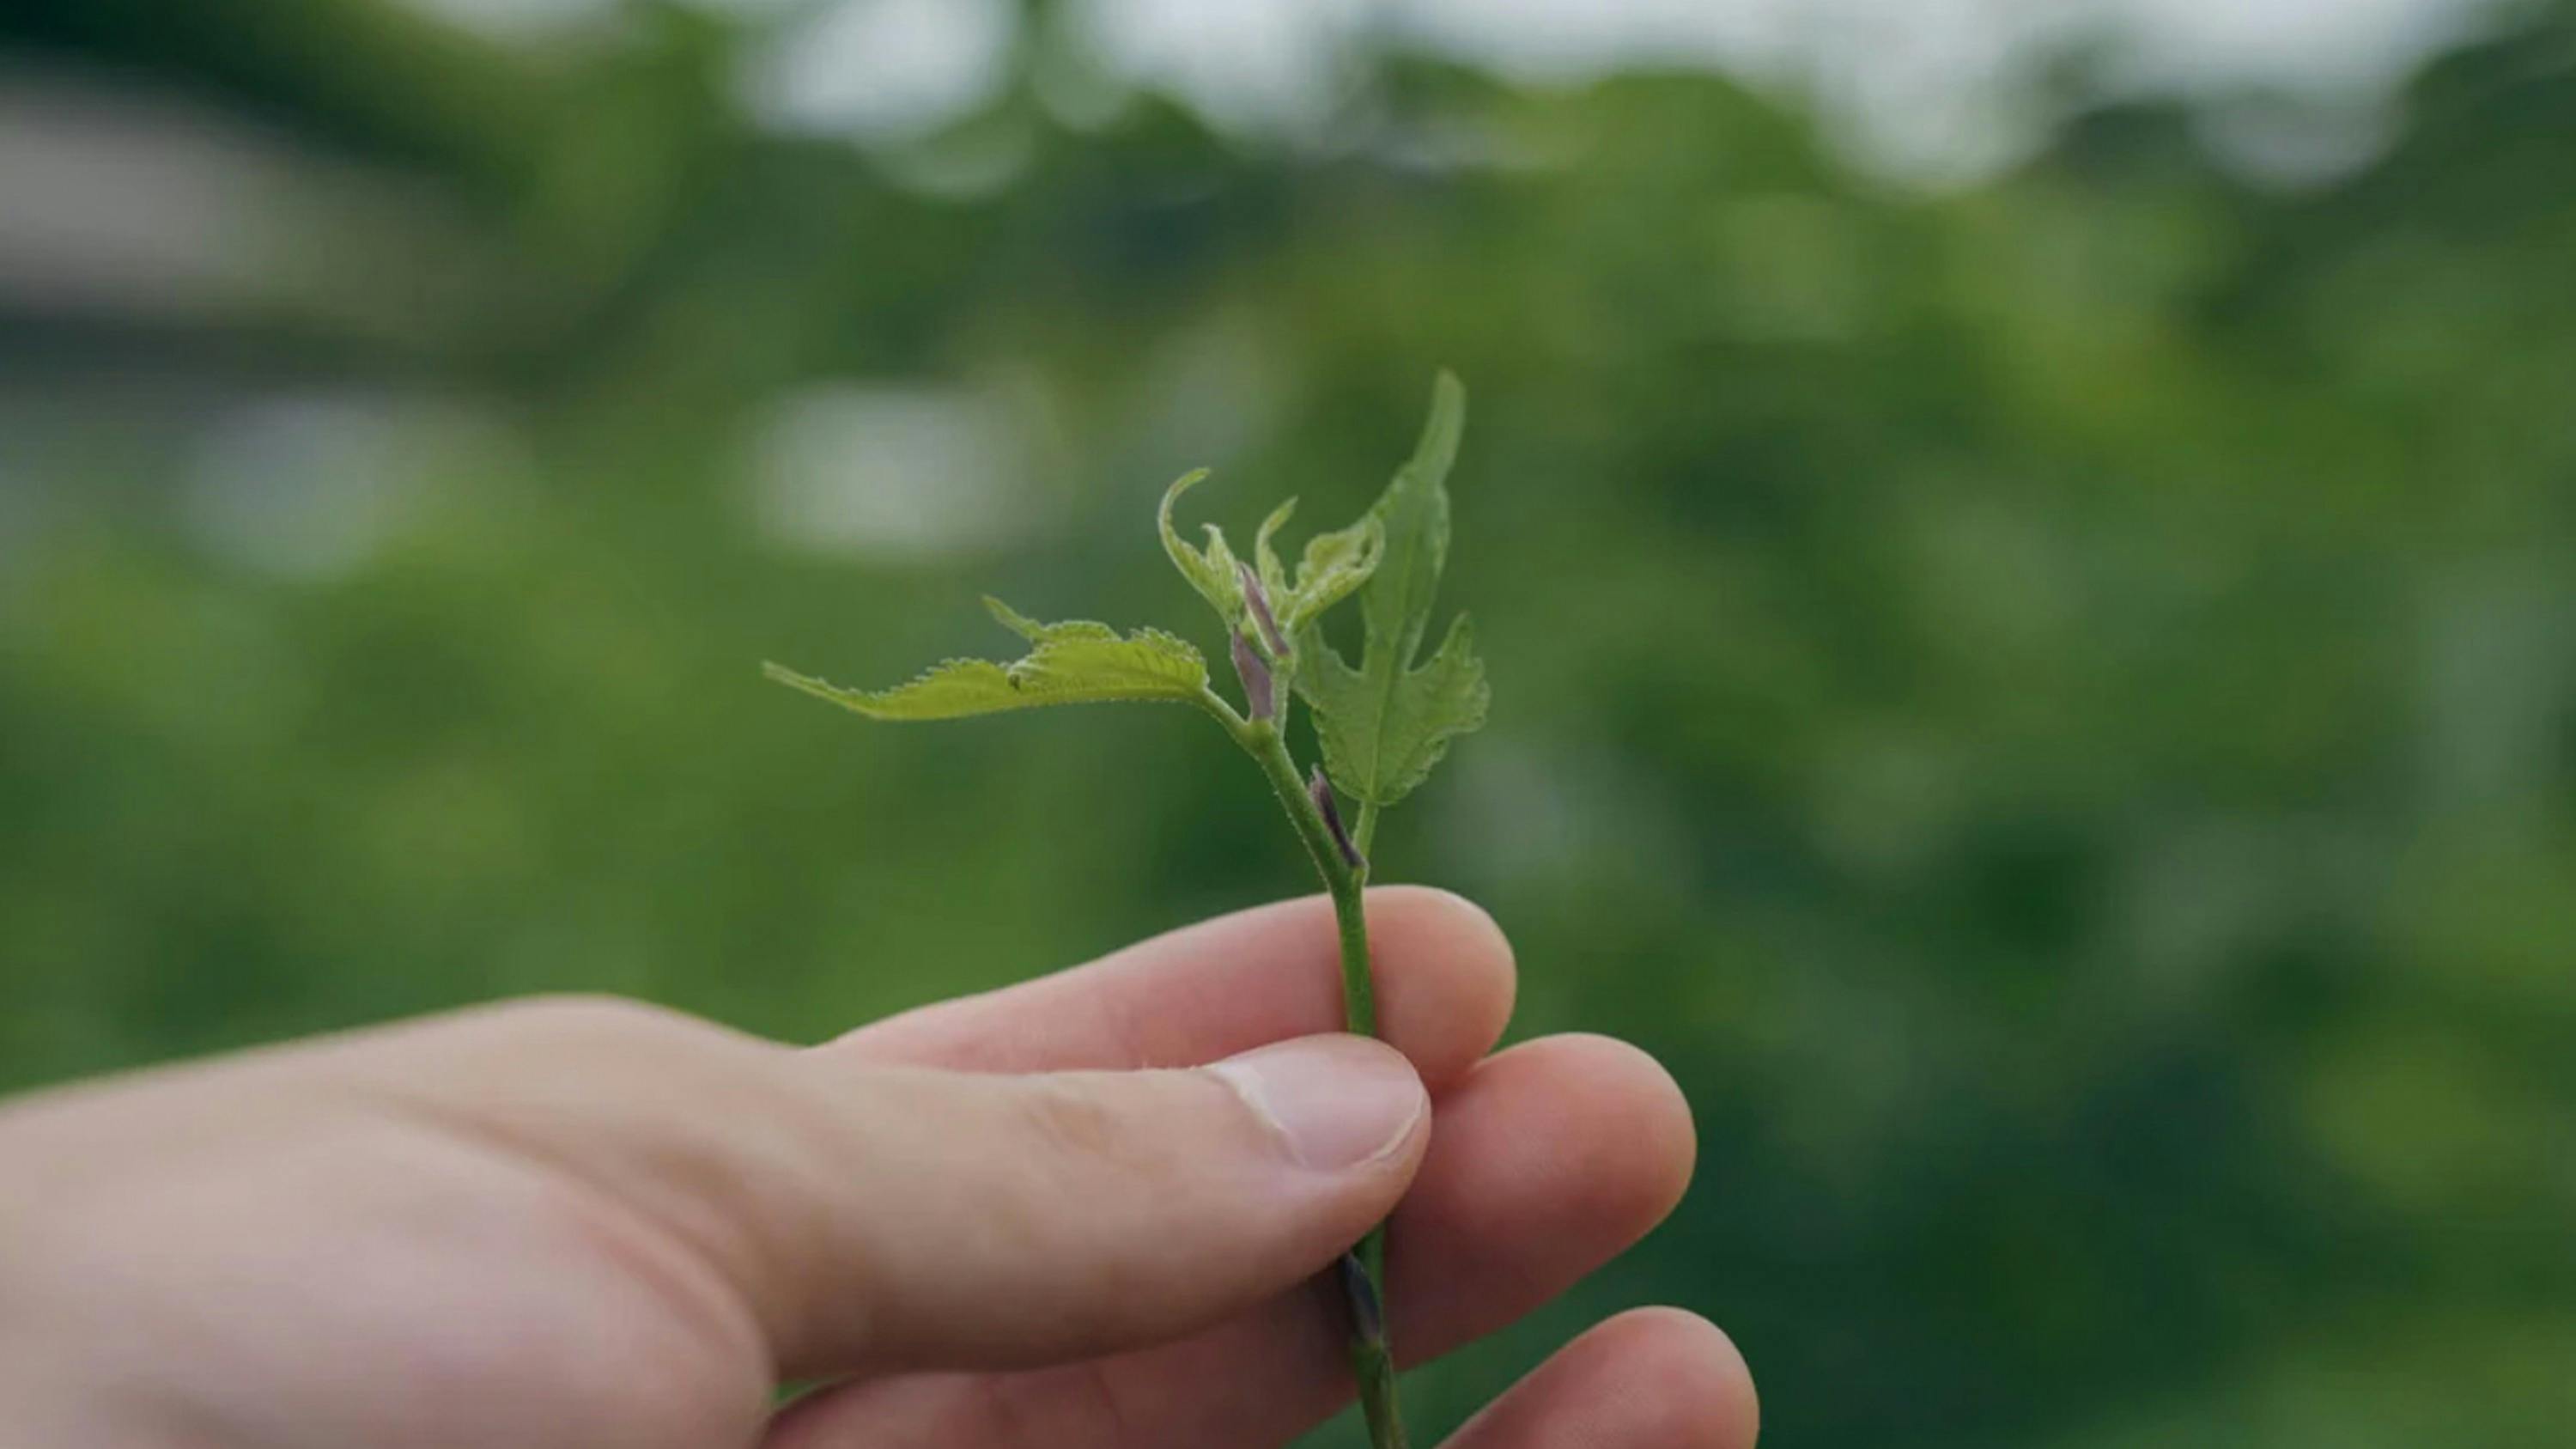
[825,887,1516,1089]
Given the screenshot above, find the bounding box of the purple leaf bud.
[1236,560,1288,657]
[1309,765,1366,870]
[1232,631,1275,721]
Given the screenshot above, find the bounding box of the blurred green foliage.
[5,3,2576,1445]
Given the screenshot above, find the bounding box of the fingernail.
[1210,1037,1425,1171]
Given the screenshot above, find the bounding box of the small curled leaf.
[1158,469,1246,629]
[1255,496,1298,602]
[1162,469,1382,649]
[1282,512,1383,635]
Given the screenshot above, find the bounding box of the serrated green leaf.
[765,597,1210,721]
[1293,371,1487,809]
[1303,612,1487,807]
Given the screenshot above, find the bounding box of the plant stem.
[1236,715,1407,1449]
[1241,720,1375,1033]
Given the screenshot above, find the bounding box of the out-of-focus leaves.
[1158,468,1249,634]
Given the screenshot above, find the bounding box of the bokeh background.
[6,0,2575,1443]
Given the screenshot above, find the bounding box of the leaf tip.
[1417,370,1467,472]
[982,594,1047,641]
[764,660,881,716]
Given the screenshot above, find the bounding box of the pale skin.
[0,887,1758,1449]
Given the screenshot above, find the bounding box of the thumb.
[347,1002,1431,1378]
[763,1033,1428,1372]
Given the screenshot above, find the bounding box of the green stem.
[1235,712,1407,1449]
[1238,716,1373,1032]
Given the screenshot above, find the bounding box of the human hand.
[0,888,1754,1448]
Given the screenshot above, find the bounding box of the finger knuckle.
[504,994,714,1050]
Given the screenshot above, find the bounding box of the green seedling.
[766,372,1488,1449]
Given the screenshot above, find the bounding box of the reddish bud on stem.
[1236,561,1288,657]
[1233,632,1275,721]
[1309,765,1365,870]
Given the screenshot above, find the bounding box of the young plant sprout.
[765,372,1488,1449]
